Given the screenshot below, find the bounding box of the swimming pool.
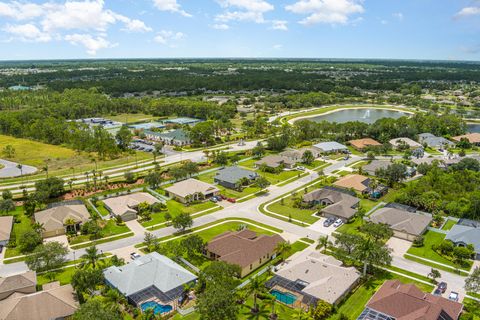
[270,289,297,305]
[140,301,173,314]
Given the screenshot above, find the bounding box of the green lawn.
[107,113,157,123]
[4,206,33,258]
[267,194,319,224]
[406,230,472,271]
[404,255,470,276]
[360,199,379,213]
[68,220,131,245]
[336,216,363,235]
[141,200,218,228]
[95,201,111,217]
[196,171,262,199]
[441,219,457,231]
[461,298,480,320]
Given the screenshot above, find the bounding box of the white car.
[296,166,305,171]
[448,291,459,302]
[333,219,343,228]
[130,252,141,260]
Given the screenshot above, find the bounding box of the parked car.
[130,252,141,260]
[333,219,343,228]
[296,166,305,171]
[210,197,218,203]
[433,288,442,296]
[323,217,335,227]
[448,291,459,302]
[227,198,236,203]
[0,245,3,254]
[219,194,226,200]
[438,282,448,293]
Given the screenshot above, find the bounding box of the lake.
[468,123,480,133]
[306,108,409,124]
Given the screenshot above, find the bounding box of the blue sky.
[0,0,479,61]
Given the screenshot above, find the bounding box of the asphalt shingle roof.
[214,166,258,185]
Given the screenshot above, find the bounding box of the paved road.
[0,159,38,178]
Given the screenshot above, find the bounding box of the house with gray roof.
[313,141,348,154]
[255,155,297,170]
[0,271,36,301]
[34,203,91,238]
[369,207,432,241]
[144,129,191,146]
[303,187,360,222]
[445,222,480,260]
[418,133,454,149]
[214,166,259,190]
[104,252,197,309]
[0,216,13,246]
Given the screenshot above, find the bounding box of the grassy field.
[0,134,152,179]
[141,200,218,228]
[107,113,157,123]
[68,220,131,245]
[267,194,319,224]
[406,230,472,271]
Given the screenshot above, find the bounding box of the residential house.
[0,216,13,246]
[0,282,78,320]
[34,201,91,238]
[333,174,388,198]
[452,133,480,145]
[348,138,382,151]
[103,192,160,222]
[389,137,423,149]
[303,187,360,222]
[165,178,219,204]
[369,206,432,241]
[362,160,416,178]
[214,166,259,190]
[0,271,36,301]
[206,229,285,277]
[357,280,463,320]
[255,155,296,170]
[418,133,454,149]
[266,250,361,307]
[104,252,197,309]
[144,129,191,146]
[445,219,480,260]
[313,141,349,154]
[280,147,320,162]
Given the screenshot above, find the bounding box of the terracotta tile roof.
[365,280,463,320]
[207,230,284,268]
[452,133,480,144]
[348,138,382,150]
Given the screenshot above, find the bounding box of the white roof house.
[313,142,348,153]
[104,252,197,305]
[165,178,219,203]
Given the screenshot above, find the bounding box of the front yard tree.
[144,232,160,252]
[359,222,393,242]
[71,268,104,301]
[302,150,315,165]
[73,299,120,320]
[25,241,68,273]
[18,230,43,253]
[115,125,133,150]
[465,267,480,294]
[428,268,441,283]
[214,151,229,166]
[275,241,292,262]
[145,170,162,188]
[81,245,101,269]
[354,238,392,276]
[181,235,205,257]
[0,198,15,214]
[254,176,270,189]
[252,142,265,159]
[172,212,193,232]
[35,177,65,199]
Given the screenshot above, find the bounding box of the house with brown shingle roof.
[0,271,36,301]
[303,187,360,222]
[206,229,285,277]
[255,155,297,170]
[348,138,382,151]
[357,280,463,320]
[452,133,480,145]
[0,282,78,320]
[34,203,91,238]
[333,174,388,198]
[0,216,13,246]
[165,178,219,204]
[103,192,160,221]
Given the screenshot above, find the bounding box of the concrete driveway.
[387,237,412,257]
[307,217,337,236]
[44,235,69,247]
[110,245,144,263]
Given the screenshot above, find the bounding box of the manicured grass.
[360,198,378,213]
[37,266,77,286]
[461,298,480,319]
[70,232,134,250]
[385,265,435,284]
[330,271,434,319]
[196,170,261,199]
[107,113,157,123]
[267,194,319,224]
[404,254,470,276]
[406,230,472,271]
[68,220,131,245]
[4,206,32,258]
[441,219,457,231]
[262,170,301,185]
[336,216,363,235]
[141,200,218,228]
[304,160,326,169]
[300,237,315,244]
[95,201,111,217]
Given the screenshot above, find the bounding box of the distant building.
[34,202,90,238]
[348,138,382,151]
[266,250,360,307]
[0,216,13,246]
[144,129,191,146]
[313,141,349,154]
[104,252,197,310]
[362,160,391,176]
[418,133,454,149]
[279,147,321,162]
[165,178,219,204]
[389,137,422,149]
[214,166,259,190]
[129,122,166,131]
[255,155,296,170]
[358,280,463,320]
[206,229,284,277]
[333,174,388,198]
[164,117,201,126]
[103,192,160,222]
[369,206,432,241]
[8,85,32,91]
[452,133,480,145]
[303,187,360,222]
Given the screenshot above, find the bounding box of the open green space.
[107,113,157,123]
[406,230,472,271]
[336,217,363,235]
[461,298,480,320]
[4,206,32,258]
[141,200,219,228]
[70,232,134,250]
[267,194,319,224]
[404,254,470,276]
[68,220,131,245]
[441,219,457,231]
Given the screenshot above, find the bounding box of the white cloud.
[0,0,151,54]
[153,0,191,17]
[215,0,274,23]
[271,20,288,30]
[380,19,387,25]
[212,23,230,30]
[154,30,185,46]
[3,23,52,42]
[273,44,283,50]
[393,12,403,21]
[285,0,364,25]
[455,6,480,18]
[64,33,114,55]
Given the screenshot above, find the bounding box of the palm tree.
[81,245,101,269]
[16,163,23,179]
[246,277,265,313]
[292,308,312,320]
[104,288,126,312]
[64,218,78,233]
[42,164,49,178]
[32,222,45,234]
[243,303,269,320]
[316,235,330,253]
[275,241,292,262]
[141,307,155,320]
[264,295,278,320]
